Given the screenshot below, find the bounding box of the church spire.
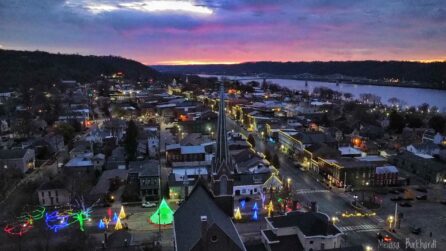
[214,82,231,173]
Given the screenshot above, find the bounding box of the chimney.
[201,216,208,251]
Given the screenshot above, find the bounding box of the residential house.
[0,149,35,173]
[392,151,446,184]
[37,179,71,206]
[128,160,160,201]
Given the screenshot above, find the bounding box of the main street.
[226,117,405,250]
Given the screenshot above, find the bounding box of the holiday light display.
[240,200,246,209]
[113,212,119,222]
[252,210,258,221]
[114,217,123,230]
[107,208,113,219]
[45,211,70,233]
[17,207,46,223]
[118,205,126,219]
[252,202,258,211]
[267,201,274,218]
[98,219,106,230]
[45,207,92,233]
[3,221,33,236]
[102,217,111,229]
[3,207,46,237]
[150,198,174,225]
[260,192,266,207]
[234,207,242,220]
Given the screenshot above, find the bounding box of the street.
[226,117,410,250]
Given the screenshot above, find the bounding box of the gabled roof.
[0,149,30,159]
[174,182,245,251]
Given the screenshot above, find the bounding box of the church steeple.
[211,82,234,198]
[214,82,232,174]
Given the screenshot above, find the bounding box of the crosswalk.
[338,224,383,232]
[294,189,330,194]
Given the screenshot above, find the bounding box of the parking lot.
[374,185,446,249]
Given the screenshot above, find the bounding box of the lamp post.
[387,215,394,231]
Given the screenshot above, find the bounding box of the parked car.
[142,201,157,208]
[416,195,427,200]
[399,202,412,207]
[376,233,393,243]
[390,196,403,201]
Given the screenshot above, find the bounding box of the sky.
[1,0,445,65]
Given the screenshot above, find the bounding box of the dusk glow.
[1,0,446,64]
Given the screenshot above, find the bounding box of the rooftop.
[267,211,342,237]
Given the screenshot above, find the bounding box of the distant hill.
[0,49,159,90]
[153,61,446,89]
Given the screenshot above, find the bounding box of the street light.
[365,246,373,251]
[387,215,394,230]
[331,216,339,224]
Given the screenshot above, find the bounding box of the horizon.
[1,1,446,65]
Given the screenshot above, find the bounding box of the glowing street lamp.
[331,216,339,224]
[387,215,394,230]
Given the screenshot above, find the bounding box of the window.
[211,235,218,243]
[55,190,58,197]
[309,241,313,244]
[48,191,51,196]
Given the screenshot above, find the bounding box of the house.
[37,179,70,206]
[166,144,209,165]
[233,172,270,196]
[70,141,93,159]
[173,181,246,251]
[106,146,127,170]
[406,142,440,156]
[392,151,446,184]
[128,160,160,201]
[64,157,94,170]
[0,149,35,173]
[262,210,343,251]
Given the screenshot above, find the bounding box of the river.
[199,75,446,112]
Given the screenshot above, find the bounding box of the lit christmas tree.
[119,205,126,219]
[234,207,242,220]
[252,202,258,211]
[252,210,258,221]
[267,200,274,218]
[113,212,119,222]
[115,218,123,230]
[150,198,174,225]
[98,219,105,230]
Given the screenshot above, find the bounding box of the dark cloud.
[0,0,445,63]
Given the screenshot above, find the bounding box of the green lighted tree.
[150,198,174,225]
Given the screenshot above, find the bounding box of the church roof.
[174,182,245,251]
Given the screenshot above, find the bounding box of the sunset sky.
[1,0,445,65]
